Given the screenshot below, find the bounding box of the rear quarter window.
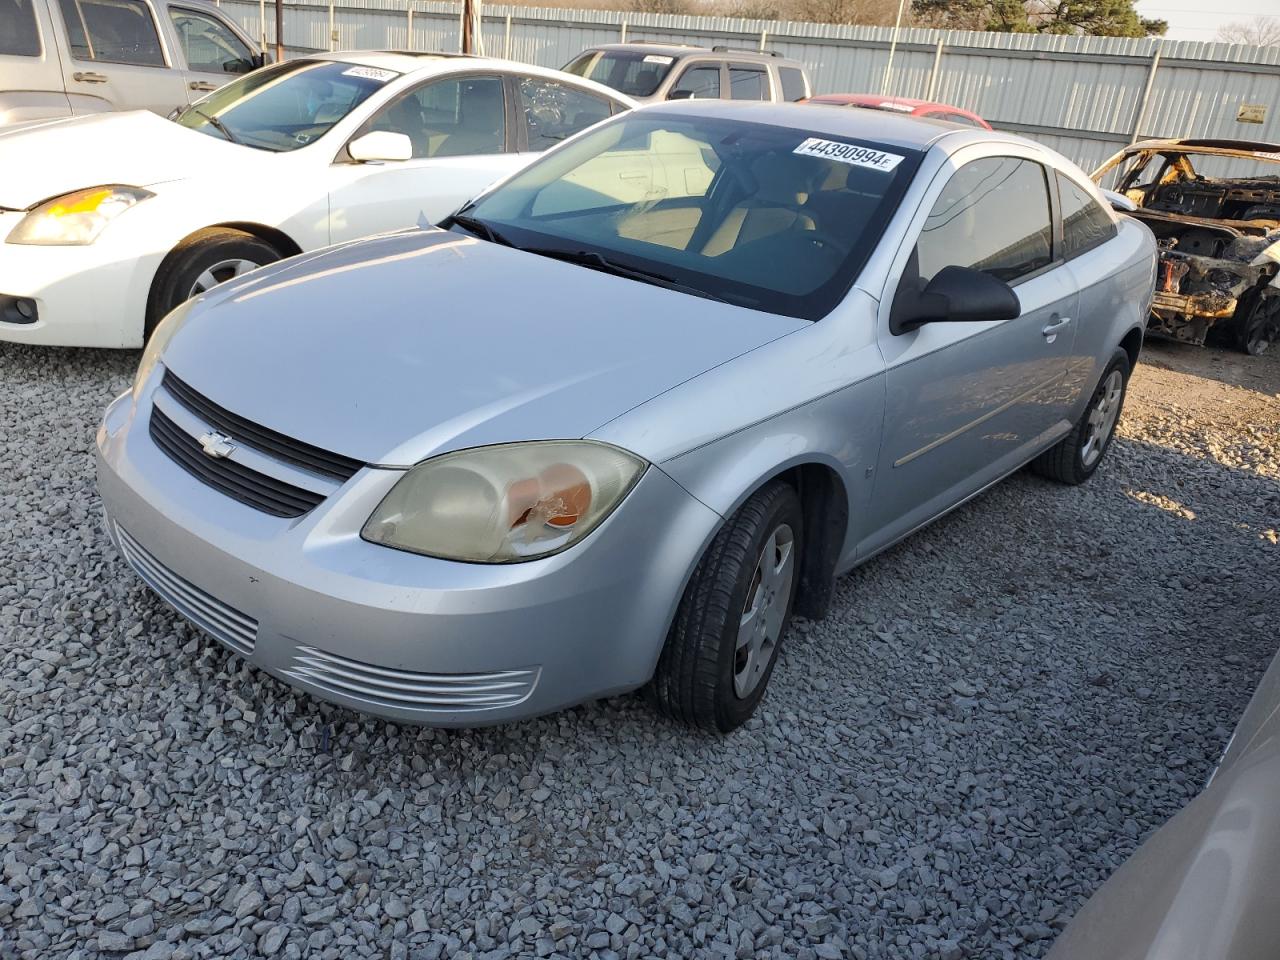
[1,0,42,56]
[1058,173,1117,257]
[779,66,808,102]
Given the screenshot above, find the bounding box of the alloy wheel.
[189,258,262,298]
[1081,369,1124,468]
[734,523,795,699]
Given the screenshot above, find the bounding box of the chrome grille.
[283,645,538,713]
[114,522,257,656]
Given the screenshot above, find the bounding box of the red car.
[805,94,991,130]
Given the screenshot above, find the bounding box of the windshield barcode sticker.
[794,138,904,171]
[343,66,399,83]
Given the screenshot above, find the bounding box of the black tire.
[647,480,802,733]
[1235,290,1280,357]
[146,229,280,338]
[1032,347,1130,485]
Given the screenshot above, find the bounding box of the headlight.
[362,441,646,563]
[7,185,154,246]
[132,299,194,401]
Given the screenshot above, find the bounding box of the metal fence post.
[504,13,512,59]
[258,0,265,49]
[458,2,465,53]
[1129,40,1164,144]
[407,3,413,51]
[328,0,336,51]
[880,0,909,96]
[759,29,767,52]
[925,38,944,101]
[619,20,627,43]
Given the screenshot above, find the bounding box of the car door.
[52,0,188,115]
[863,152,1079,554]
[165,4,257,102]
[0,0,72,122]
[327,72,521,244]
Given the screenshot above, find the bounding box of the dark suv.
[563,43,811,105]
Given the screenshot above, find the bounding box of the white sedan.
[0,52,631,347]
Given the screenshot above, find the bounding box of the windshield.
[563,51,675,98]
[457,113,920,320]
[174,59,400,152]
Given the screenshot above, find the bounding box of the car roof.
[1125,137,1280,157]
[584,43,803,67]
[309,51,635,103]
[644,99,980,152]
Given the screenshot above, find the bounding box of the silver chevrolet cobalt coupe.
[97,101,1157,732]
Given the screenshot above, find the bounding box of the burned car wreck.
[1094,138,1280,355]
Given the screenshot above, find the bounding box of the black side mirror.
[253,51,272,68]
[890,265,1021,335]
[667,89,695,101]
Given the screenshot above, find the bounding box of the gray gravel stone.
[0,342,1277,960]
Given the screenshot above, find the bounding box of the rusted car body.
[1093,139,1280,355]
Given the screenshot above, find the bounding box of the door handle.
[1042,317,1072,339]
[189,81,218,92]
[73,71,108,83]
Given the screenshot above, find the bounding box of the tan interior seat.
[700,154,814,257]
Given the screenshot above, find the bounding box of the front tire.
[1032,347,1130,485]
[648,480,802,733]
[1235,291,1280,357]
[147,229,280,338]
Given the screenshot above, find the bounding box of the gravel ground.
[2,340,1277,960]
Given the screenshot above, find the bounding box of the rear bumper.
[95,387,722,726]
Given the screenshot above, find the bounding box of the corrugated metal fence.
[216,0,1280,173]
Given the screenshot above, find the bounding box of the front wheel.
[1236,292,1280,357]
[647,480,802,733]
[147,228,281,338]
[1032,347,1130,485]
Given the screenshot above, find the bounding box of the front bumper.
[95,387,722,726]
[0,210,157,348]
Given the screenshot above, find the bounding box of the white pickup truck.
[1,0,265,124]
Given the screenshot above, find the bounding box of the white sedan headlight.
[363,441,646,563]
[7,185,154,246]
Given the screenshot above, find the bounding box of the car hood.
[0,110,250,209]
[161,229,806,466]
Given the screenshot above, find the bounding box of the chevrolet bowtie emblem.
[198,430,236,459]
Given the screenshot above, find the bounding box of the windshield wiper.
[447,213,512,246]
[521,247,747,306]
[192,109,240,145]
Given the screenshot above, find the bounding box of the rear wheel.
[1032,348,1130,485]
[648,480,802,733]
[1236,292,1280,357]
[147,229,280,338]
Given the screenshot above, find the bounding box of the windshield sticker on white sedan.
[342,66,399,83]
[794,138,904,172]
[643,55,674,64]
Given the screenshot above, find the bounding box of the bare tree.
[788,0,901,26]
[1216,16,1280,46]
[632,0,698,13]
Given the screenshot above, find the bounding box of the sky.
[1136,0,1279,41]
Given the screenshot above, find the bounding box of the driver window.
[168,7,253,74]
[369,75,506,159]
[915,156,1053,286]
[670,64,720,100]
